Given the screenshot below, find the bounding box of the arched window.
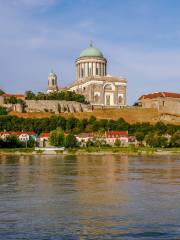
[104,84,112,91]
[94,94,99,103]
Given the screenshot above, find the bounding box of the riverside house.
[76,131,130,146]
[105,131,129,146]
[38,133,50,147]
[0,131,37,142]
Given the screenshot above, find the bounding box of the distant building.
[0,131,37,142]
[76,131,130,146]
[138,92,180,114]
[0,93,25,104]
[38,132,50,147]
[47,70,59,93]
[105,131,129,146]
[68,43,127,107]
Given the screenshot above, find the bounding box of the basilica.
[48,44,127,107]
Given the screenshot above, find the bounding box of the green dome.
[80,45,104,58]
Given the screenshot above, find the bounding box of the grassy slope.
[9,108,180,124]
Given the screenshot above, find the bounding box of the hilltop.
[10,107,180,125]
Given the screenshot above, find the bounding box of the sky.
[0,0,180,104]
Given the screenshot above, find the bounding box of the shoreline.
[0,147,180,156]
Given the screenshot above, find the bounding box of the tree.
[135,132,145,145]
[6,135,23,148]
[25,91,36,100]
[0,89,5,96]
[6,96,18,104]
[50,129,65,146]
[114,138,121,147]
[27,137,35,148]
[170,132,180,147]
[145,133,168,148]
[0,106,7,115]
[65,134,78,148]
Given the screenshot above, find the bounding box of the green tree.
[25,91,36,100]
[135,132,145,145]
[0,106,7,115]
[0,89,5,96]
[50,129,65,146]
[65,134,78,148]
[170,132,180,147]
[114,138,121,147]
[145,133,168,148]
[27,137,35,148]
[6,135,23,148]
[6,96,18,104]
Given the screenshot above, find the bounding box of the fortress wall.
[25,100,92,113]
[140,97,180,115]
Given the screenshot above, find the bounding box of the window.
[106,95,110,106]
[94,94,99,102]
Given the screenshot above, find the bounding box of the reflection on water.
[0,154,180,239]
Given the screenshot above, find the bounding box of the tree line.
[25,91,86,103]
[0,115,179,145]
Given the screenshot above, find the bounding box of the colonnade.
[76,61,107,80]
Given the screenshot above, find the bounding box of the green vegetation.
[0,89,5,96]
[25,90,86,103]
[4,96,24,104]
[65,134,78,148]
[50,129,65,147]
[0,135,35,148]
[0,106,7,115]
[0,115,179,148]
[49,129,78,148]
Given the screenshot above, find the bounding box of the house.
[76,132,94,146]
[105,131,129,146]
[138,92,180,115]
[39,133,50,147]
[128,136,138,146]
[1,93,25,101]
[0,131,37,142]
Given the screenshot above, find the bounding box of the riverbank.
[0,147,180,156]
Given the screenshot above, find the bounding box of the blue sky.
[0,0,180,104]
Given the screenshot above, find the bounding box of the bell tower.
[47,70,58,93]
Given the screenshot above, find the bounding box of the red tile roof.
[139,92,180,100]
[40,133,50,138]
[105,131,128,138]
[2,93,25,98]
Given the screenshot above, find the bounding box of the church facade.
[47,44,127,107]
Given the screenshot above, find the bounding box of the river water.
[0,154,179,239]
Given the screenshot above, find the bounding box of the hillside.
[9,107,180,125]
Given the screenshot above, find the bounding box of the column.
[98,63,100,76]
[78,64,80,80]
[103,63,105,76]
[76,64,78,80]
[93,62,96,76]
[89,62,92,76]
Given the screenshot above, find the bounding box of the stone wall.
[25,100,92,113]
[139,97,180,115]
